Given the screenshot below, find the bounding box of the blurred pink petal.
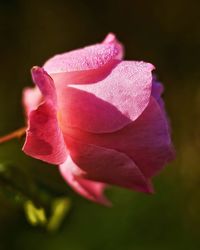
[22,86,42,115]
[59,156,111,205]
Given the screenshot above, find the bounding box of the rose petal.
[58,61,154,133]
[59,156,111,205]
[23,67,67,164]
[65,97,175,178]
[44,33,123,84]
[31,66,57,104]
[64,135,154,193]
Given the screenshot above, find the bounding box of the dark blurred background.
[0,0,200,249]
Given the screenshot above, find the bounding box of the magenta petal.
[58,61,154,133]
[43,33,123,84]
[64,135,154,193]
[66,97,174,178]
[23,67,67,164]
[59,156,111,205]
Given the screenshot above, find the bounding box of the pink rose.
[22,34,174,205]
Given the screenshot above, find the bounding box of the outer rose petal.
[58,61,154,133]
[44,33,124,84]
[23,67,67,164]
[31,66,57,104]
[64,97,175,178]
[64,135,154,193]
[59,156,110,205]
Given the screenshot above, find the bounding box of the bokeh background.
[0,0,200,249]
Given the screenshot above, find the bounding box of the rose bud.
[22,34,175,205]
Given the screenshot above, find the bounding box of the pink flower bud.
[22,34,175,205]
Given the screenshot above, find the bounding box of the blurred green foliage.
[0,0,200,249]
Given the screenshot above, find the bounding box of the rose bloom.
[22,34,174,205]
